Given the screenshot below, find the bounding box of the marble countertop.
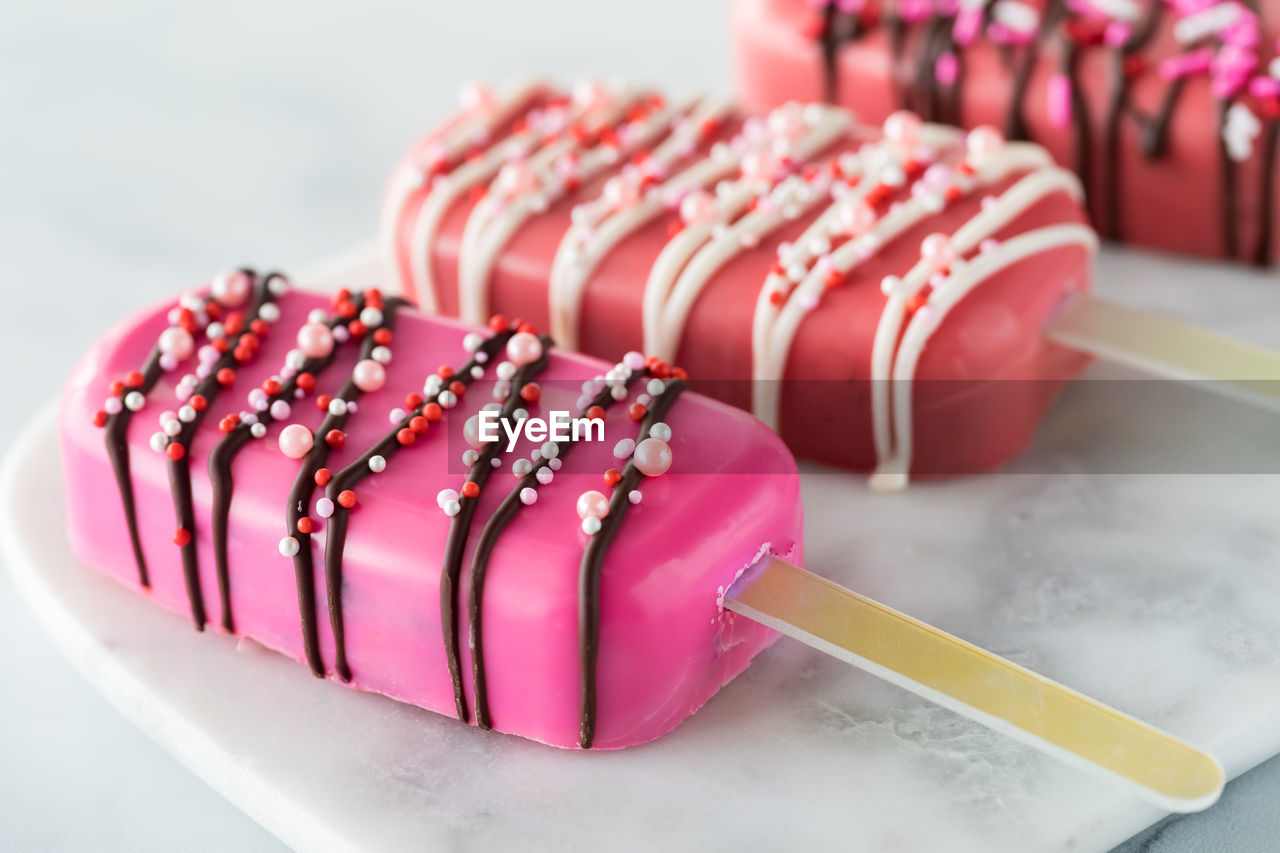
[1,1,1277,850]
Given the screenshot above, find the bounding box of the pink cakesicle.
[732,0,1280,264]
[62,277,801,749]
[380,79,1097,482]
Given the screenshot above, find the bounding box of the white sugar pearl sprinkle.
[443,500,461,517]
[371,346,392,364]
[646,379,665,396]
[471,365,484,379]
[628,490,643,505]
[389,407,407,424]
[279,536,300,557]
[490,457,502,468]
[496,361,517,381]
[328,398,348,417]
[610,385,627,401]
[285,349,306,370]
[267,276,290,296]
[149,432,168,453]
[437,489,458,509]
[614,438,635,459]
[512,459,533,477]
[316,498,335,518]
[520,487,537,505]
[541,441,559,459]
[649,422,672,442]
[125,391,146,412]
[368,455,386,473]
[582,517,602,535]
[250,423,267,438]
[308,309,328,323]
[462,332,484,352]
[536,467,554,485]
[258,303,281,324]
[163,420,183,437]
[360,307,384,327]
[462,449,480,466]
[512,408,529,423]
[438,390,458,409]
[549,457,562,471]
[178,405,196,423]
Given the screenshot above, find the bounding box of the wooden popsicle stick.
[1046,293,1280,413]
[725,555,1224,814]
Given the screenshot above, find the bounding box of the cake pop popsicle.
[732,0,1280,264]
[63,277,1222,812]
[381,79,1280,488]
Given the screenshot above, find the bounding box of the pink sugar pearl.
[497,161,538,197]
[838,197,876,234]
[506,331,543,366]
[157,326,194,360]
[633,438,673,477]
[883,110,923,146]
[211,269,251,306]
[741,149,782,183]
[278,424,313,459]
[921,233,956,269]
[296,322,334,359]
[576,490,611,520]
[966,125,1005,160]
[680,190,719,225]
[352,359,386,393]
[463,414,486,449]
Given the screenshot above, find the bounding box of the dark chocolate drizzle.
[577,378,687,749]
[166,271,277,630]
[281,297,404,677]
[440,336,554,723]
[465,370,641,731]
[103,350,164,588]
[810,0,1279,265]
[322,328,516,683]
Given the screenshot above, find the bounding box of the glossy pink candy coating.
[60,289,802,749]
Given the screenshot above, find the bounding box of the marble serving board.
[6,244,1280,853]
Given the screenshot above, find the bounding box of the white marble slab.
[6,245,1280,853]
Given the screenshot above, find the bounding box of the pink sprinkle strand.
[935,52,960,86]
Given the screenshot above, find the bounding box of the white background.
[1,1,1276,849]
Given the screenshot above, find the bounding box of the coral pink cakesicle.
[732,0,1280,264]
[61,275,801,749]
[380,79,1097,480]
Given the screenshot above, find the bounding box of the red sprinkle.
[250,319,269,337]
[405,392,424,409]
[92,410,108,428]
[126,371,145,388]
[366,288,383,309]
[217,368,236,386]
[488,314,509,332]
[109,380,126,397]
[224,313,244,336]
[297,517,315,535]
[396,428,416,446]
[173,528,191,547]
[316,394,333,412]
[336,299,357,319]
[603,468,623,488]
[461,481,480,499]
[263,378,282,396]
[189,394,207,412]
[218,415,239,434]
[333,288,352,308]
[166,443,186,461]
[516,321,537,335]
[586,405,606,422]
[325,429,346,449]
[348,320,367,339]
[449,380,467,396]
[423,403,443,422]
[337,490,357,509]
[409,415,430,435]
[628,403,647,422]
[373,328,392,346]
[233,346,253,363]
[212,338,230,354]
[296,373,316,393]
[671,367,688,380]
[520,383,540,403]
[314,468,332,487]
